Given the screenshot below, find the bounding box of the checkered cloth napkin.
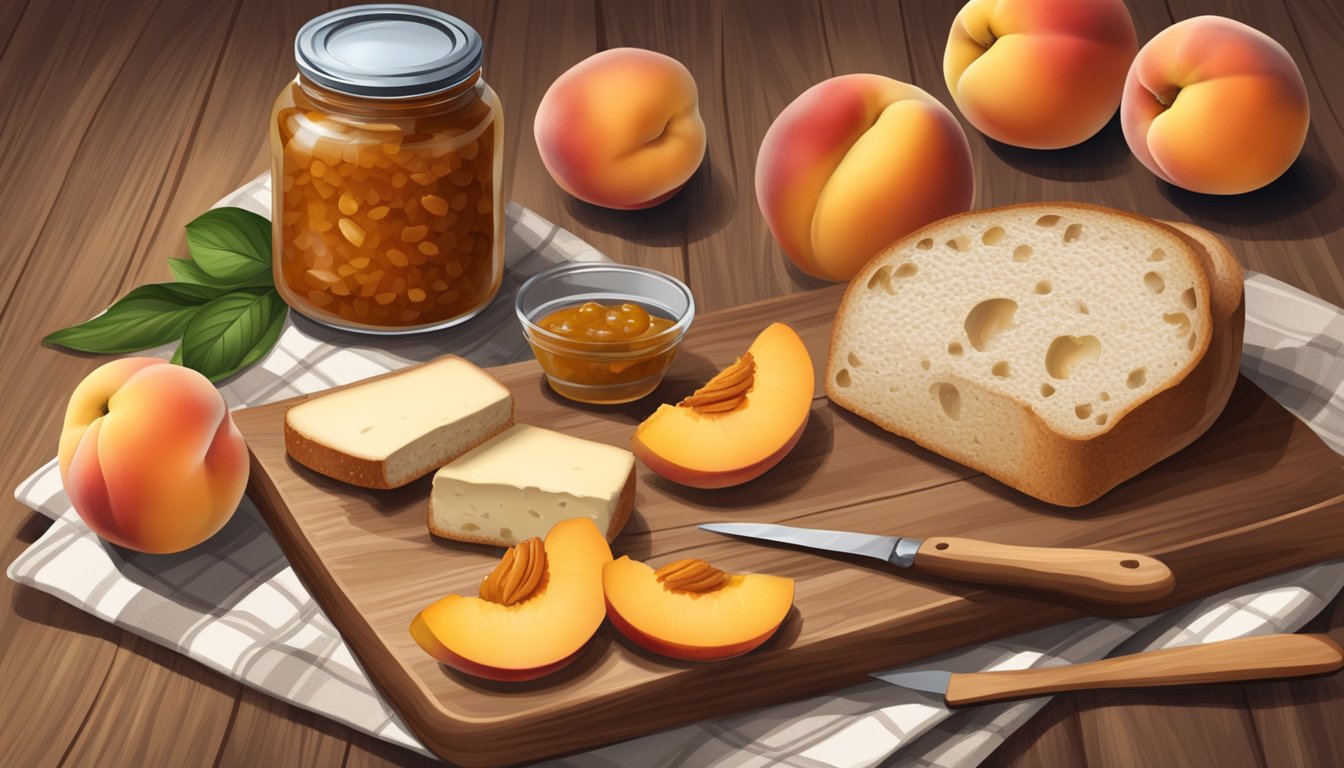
[10,174,1344,767]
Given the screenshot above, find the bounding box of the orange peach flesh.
[410,518,612,680]
[407,621,585,682]
[603,556,794,661]
[631,322,814,488]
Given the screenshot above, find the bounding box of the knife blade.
[699,522,1174,608]
[872,633,1344,707]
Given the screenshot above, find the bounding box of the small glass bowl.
[515,262,695,404]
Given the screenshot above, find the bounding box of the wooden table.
[2,0,1342,765]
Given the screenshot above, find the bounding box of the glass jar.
[270,6,503,333]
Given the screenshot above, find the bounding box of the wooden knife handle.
[912,537,1174,607]
[945,633,1344,707]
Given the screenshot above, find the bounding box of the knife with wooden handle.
[873,633,1344,706]
[699,522,1174,609]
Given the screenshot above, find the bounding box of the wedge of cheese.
[284,356,513,489]
[430,424,636,546]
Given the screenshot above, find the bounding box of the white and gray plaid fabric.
[9,174,1344,767]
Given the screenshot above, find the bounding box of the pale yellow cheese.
[430,424,634,545]
[285,356,512,488]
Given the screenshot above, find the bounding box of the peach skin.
[58,358,248,554]
[534,48,706,210]
[944,0,1138,149]
[756,74,973,282]
[1121,16,1310,195]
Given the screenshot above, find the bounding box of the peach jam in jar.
[271,6,503,333]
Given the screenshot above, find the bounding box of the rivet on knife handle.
[911,537,1175,607]
[944,633,1344,707]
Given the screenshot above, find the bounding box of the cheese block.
[430,424,636,546]
[285,356,513,489]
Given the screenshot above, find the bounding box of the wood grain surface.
[3,0,1344,766]
[238,287,1344,765]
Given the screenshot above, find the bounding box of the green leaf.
[168,257,212,285]
[170,343,184,365]
[179,288,287,382]
[170,256,272,289]
[43,282,228,354]
[185,207,273,286]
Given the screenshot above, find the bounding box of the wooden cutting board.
[237,284,1344,767]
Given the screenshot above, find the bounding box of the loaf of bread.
[285,356,513,489]
[826,203,1244,506]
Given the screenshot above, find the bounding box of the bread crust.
[825,203,1245,507]
[283,356,514,489]
[605,464,638,541]
[285,418,398,489]
[427,464,637,547]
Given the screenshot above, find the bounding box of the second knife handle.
[912,537,1175,607]
[944,633,1344,707]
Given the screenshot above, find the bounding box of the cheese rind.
[430,424,636,546]
[284,356,513,489]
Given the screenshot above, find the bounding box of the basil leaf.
[170,256,273,289]
[43,282,227,354]
[179,288,287,382]
[185,207,273,285]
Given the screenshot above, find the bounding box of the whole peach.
[756,74,973,282]
[1121,16,1310,195]
[534,48,706,210]
[944,0,1138,149]
[58,358,248,554]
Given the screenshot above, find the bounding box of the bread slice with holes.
[826,203,1244,507]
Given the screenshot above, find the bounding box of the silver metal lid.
[295,5,483,99]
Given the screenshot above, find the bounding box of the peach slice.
[603,555,794,661]
[631,322,814,488]
[410,518,612,682]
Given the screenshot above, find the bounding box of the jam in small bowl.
[515,263,694,404]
